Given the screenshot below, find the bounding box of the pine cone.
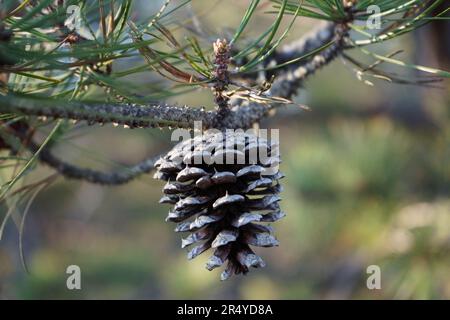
[154,130,285,280]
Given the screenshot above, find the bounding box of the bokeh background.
[1,0,449,299]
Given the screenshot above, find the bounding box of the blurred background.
[0,0,449,299]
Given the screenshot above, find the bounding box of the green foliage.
[1,0,446,105]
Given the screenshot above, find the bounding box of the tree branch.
[269,23,349,98]
[28,141,163,185]
[221,22,349,129]
[0,22,349,131]
[0,21,350,186]
[232,21,337,83]
[0,94,215,129]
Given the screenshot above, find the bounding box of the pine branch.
[222,22,349,129]
[0,94,215,129]
[233,21,337,83]
[0,93,261,130]
[276,21,336,63]
[28,141,162,185]
[268,23,349,98]
[0,21,348,131]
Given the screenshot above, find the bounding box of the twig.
[28,141,163,185]
[232,21,337,83]
[221,22,350,129]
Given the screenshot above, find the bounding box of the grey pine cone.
[154,130,284,280]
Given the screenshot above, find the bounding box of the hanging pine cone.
[154,129,285,280]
